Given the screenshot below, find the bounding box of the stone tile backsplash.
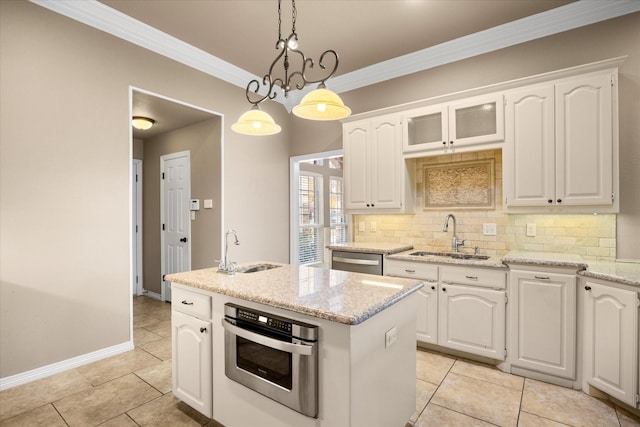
[353,150,616,261]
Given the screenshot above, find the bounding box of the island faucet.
[443,214,465,253]
[218,230,240,274]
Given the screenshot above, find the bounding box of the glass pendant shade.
[132,116,155,130]
[292,87,351,121]
[231,107,281,136]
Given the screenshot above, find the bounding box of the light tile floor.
[0,295,638,427]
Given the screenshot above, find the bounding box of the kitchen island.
[166,263,423,427]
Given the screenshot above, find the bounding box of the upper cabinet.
[503,70,618,212]
[403,93,504,156]
[343,114,413,213]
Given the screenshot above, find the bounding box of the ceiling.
[37,0,637,138]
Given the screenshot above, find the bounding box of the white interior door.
[132,159,143,295]
[161,151,191,302]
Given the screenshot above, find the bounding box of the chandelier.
[231,0,351,136]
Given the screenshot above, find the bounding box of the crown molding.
[31,0,640,111]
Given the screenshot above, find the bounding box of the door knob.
[180,237,188,243]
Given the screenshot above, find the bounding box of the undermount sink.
[236,263,282,273]
[409,251,490,261]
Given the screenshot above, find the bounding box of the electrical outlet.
[358,221,365,232]
[483,223,497,236]
[385,326,397,348]
[370,222,377,232]
[526,223,537,237]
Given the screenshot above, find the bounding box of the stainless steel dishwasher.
[331,250,383,275]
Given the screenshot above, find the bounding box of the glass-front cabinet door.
[403,93,504,155]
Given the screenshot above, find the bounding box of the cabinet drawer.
[440,266,506,289]
[172,287,211,320]
[384,260,438,281]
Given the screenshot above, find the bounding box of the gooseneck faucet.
[218,230,240,274]
[443,214,465,253]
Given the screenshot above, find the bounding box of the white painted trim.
[141,290,163,301]
[30,0,640,112]
[0,341,134,391]
[132,159,143,296]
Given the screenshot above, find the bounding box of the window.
[291,151,347,266]
[298,174,322,265]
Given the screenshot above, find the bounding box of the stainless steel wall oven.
[222,303,319,418]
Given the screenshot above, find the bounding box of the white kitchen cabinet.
[509,268,577,379]
[172,287,212,417]
[504,71,616,211]
[583,280,638,407]
[402,92,504,155]
[384,259,438,344]
[343,114,412,212]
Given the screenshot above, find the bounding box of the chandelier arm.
[303,49,339,85]
[245,76,278,106]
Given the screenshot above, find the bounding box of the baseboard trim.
[0,341,134,391]
[141,290,162,301]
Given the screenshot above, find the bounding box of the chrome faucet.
[218,230,240,274]
[443,214,465,253]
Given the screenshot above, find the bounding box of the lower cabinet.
[583,280,639,407]
[438,283,506,360]
[508,268,577,379]
[172,303,213,417]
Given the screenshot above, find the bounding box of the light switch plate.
[370,222,377,232]
[358,221,365,232]
[483,223,497,236]
[385,326,397,348]
[526,223,537,237]
[204,199,213,209]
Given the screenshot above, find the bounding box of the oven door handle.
[221,318,314,356]
[332,256,379,266]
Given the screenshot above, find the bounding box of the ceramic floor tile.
[134,327,163,346]
[53,374,161,426]
[97,414,139,427]
[134,313,163,329]
[0,404,67,427]
[521,379,619,427]
[127,393,208,426]
[146,306,172,321]
[135,359,173,394]
[451,359,524,391]
[617,406,640,427]
[139,336,172,361]
[410,378,438,423]
[0,369,92,421]
[76,348,162,386]
[517,411,571,426]
[432,372,521,427]
[414,403,494,427]
[415,349,455,385]
[145,319,172,338]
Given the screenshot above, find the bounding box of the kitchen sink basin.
[236,263,282,273]
[409,251,490,261]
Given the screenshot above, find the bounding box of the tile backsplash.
[353,150,616,261]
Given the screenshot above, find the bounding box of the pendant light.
[232,0,350,136]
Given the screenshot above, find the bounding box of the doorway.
[160,151,192,302]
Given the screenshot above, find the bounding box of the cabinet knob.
[431,285,436,290]
[442,141,447,145]
[442,287,447,292]
[366,204,370,207]
[585,286,592,291]
[371,203,375,207]
[557,199,562,203]
[200,327,207,333]
[547,199,553,204]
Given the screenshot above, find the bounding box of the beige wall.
[0,1,290,378]
[142,118,222,294]
[292,13,640,261]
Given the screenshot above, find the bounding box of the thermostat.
[190,199,200,211]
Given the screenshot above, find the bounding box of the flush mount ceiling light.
[232,0,351,136]
[132,116,155,130]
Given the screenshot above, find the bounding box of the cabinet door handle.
[200,327,207,333]
[181,300,194,305]
[404,269,416,274]
[585,286,592,291]
[465,275,478,280]
[534,276,550,280]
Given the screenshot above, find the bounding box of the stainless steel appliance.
[331,250,383,275]
[222,303,319,418]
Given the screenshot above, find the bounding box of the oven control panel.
[237,308,293,334]
[224,303,318,341]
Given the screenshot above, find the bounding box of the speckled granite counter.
[387,249,507,269]
[166,264,423,325]
[326,242,413,254]
[579,261,640,288]
[502,251,589,270]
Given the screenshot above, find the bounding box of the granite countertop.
[166,264,423,325]
[387,249,507,269]
[502,251,589,270]
[326,242,413,255]
[579,261,640,287]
